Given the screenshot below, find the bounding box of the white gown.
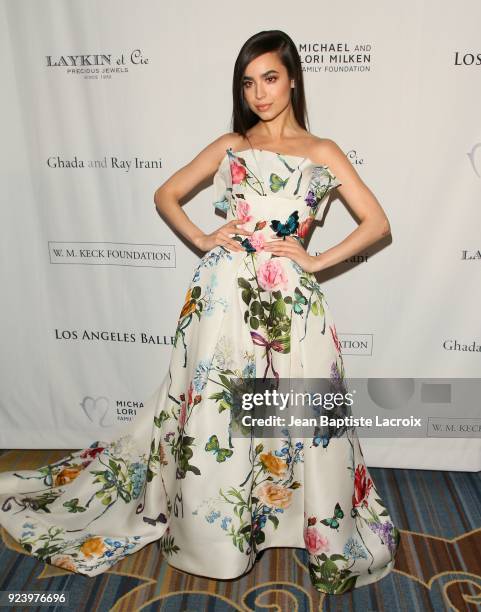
[0,147,400,594]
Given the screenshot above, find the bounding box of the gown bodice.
[212,147,342,251]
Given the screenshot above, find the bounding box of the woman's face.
[242,51,293,120]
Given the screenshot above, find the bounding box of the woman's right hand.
[193,219,254,253]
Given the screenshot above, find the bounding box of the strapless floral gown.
[0,147,400,594]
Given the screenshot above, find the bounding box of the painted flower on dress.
[193,359,212,392]
[80,446,105,461]
[303,525,330,554]
[236,199,253,224]
[179,399,187,428]
[230,159,247,184]
[54,467,82,486]
[249,232,266,252]
[305,189,317,209]
[368,521,397,553]
[51,555,78,572]
[297,217,314,239]
[352,464,373,508]
[80,537,106,558]
[257,259,289,291]
[305,166,340,207]
[180,288,196,318]
[220,516,232,530]
[242,360,256,378]
[158,442,168,466]
[330,324,342,354]
[256,482,293,509]
[259,451,287,476]
[343,537,368,560]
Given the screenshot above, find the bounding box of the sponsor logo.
[80,396,146,426]
[298,42,373,72]
[49,241,175,268]
[46,50,150,79]
[55,329,174,344]
[46,156,162,171]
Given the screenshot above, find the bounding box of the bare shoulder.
[207,131,244,155]
[206,132,245,156]
[191,132,245,174]
[216,131,246,152]
[307,137,345,166]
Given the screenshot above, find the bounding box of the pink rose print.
[257,259,289,291]
[249,232,266,252]
[303,526,330,554]
[230,160,247,185]
[236,199,253,224]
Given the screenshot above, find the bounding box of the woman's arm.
[153,132,251,253]
[308,138,391,272]
[264,138,391,273]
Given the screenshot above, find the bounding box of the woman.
[0,30,399,595]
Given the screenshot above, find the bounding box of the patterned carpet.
[0,449,480,611]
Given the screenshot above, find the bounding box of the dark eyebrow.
[242,69,279,81]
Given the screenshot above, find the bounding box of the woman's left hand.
[263,236,319,273]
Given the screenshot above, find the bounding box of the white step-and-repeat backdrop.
[1,0,480,470]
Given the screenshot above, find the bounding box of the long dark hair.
[231,30,309,137]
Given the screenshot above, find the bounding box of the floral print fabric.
[0,147,400,593]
